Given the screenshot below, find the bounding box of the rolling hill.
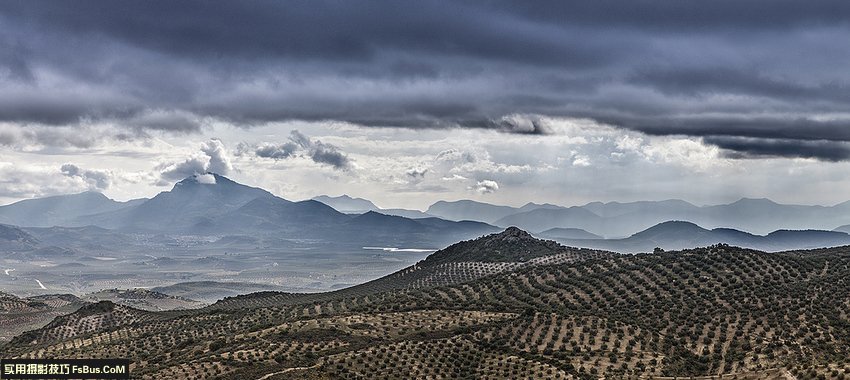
[4,228,849,379]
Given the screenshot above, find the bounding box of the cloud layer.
[1,1,850,159]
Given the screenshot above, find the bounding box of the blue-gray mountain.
[312,195,433,219]
[0,174,497,248]
[425,198,850,237]
[3,176,850,252]
[542,220,850,253]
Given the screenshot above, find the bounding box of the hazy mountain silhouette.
[538,227,602,240]
[207,196,346,234]
[314,194,433,219]
[5,175,850,251]
[312,195,379,213]
[581,199,699,218]
[47,174,499,246]
[494,207,604,235]
[0,224,40,251]
[547,220,850,253]
[834,224,850,234]
[473,198,850,236]
[337,211,498,246]
[426,200,554,224]
[0,192,144,227]
[77,173,275,231]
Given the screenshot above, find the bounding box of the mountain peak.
[631,220,709,239]
[731,197,778,206]
[313,194,379,213]
[499,226,534,239]
[177,172,223,186]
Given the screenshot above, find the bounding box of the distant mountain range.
[425,200,560,224]
[312,195,433,219]
[422,198,850,237]
[0,173,496,247]
[3,174,850,252]
[543,220,850,253]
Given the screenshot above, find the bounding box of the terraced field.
[2,228,850,379]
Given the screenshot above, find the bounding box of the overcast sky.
[1,1,850,209]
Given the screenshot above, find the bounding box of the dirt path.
[255,364,321,380]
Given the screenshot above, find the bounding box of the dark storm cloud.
[2,1,850,159]
[253,142,299,160]
[705,137,850,162]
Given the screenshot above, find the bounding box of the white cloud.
[571,155,591,167]
[156,138,234,185]
[471,179,499,194]
[200,138,234,175]
[194,173,217,184]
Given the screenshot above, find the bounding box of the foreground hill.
[3,229,850,380]
[0,293,86,342]
[208,227,614,310]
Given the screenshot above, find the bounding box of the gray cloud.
[1,1,850,159]
[156,157,208,184]
[246,130,352,170]
[252,142,299,160]
[704,136,850,162]
[60,163,111,190]
[405,168,427,178]
[304,140,351,170]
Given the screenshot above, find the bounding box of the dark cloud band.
[1,1,850,160]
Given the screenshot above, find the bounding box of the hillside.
[0,293,86,342]
[207,227,613,310]
[0,224,40,251]
[83,289,206,311]
[3,229,849,379]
